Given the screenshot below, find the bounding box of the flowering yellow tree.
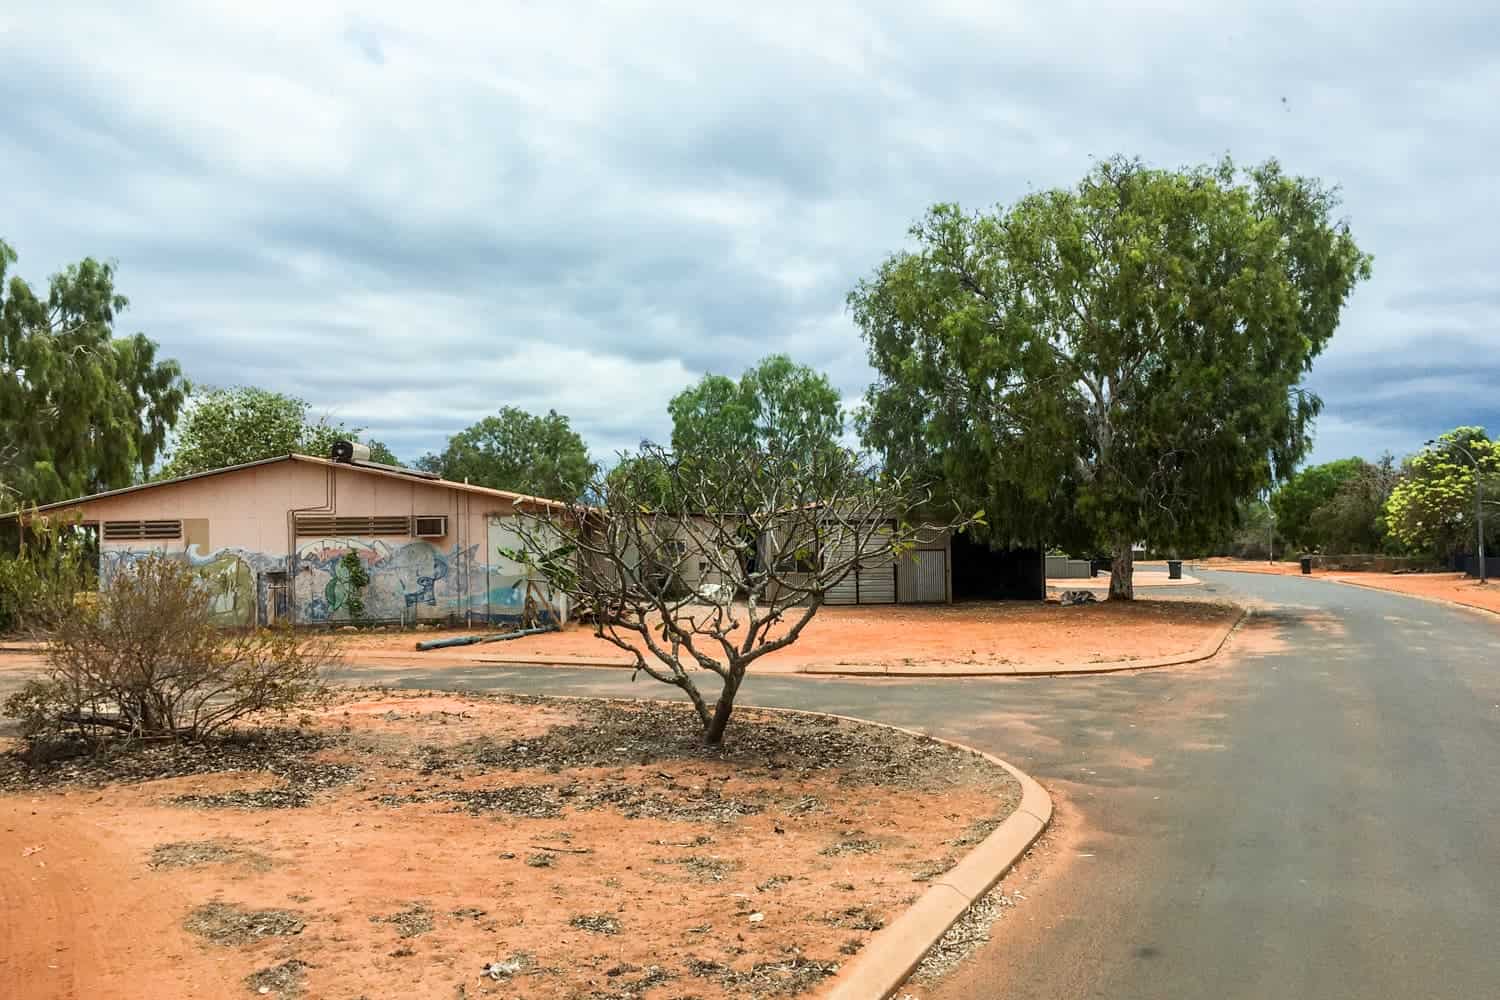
[1384,428,1499,555]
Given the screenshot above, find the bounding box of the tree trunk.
[702,671,742,746]
[1110,539,1135,601]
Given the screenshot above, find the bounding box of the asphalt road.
[335,571,1500,999]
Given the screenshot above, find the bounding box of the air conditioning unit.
[412,515,448,538]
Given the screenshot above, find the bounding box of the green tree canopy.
[851,156,1371,597]
[160,386,365,478]
[669,354,843,465]
[1384,428,1499,555]
[1,238,187,506]
[364,440,401,466]
[417,406,594,499]
[1304,455,1401,555]
[1271,458,1369,550]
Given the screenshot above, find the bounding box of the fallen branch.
[415,625,558,652]
[528,843,594,855]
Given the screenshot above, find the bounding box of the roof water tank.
[329,440,371,464]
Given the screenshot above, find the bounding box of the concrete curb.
[801,604,1249,678]
[473,656,629,668]
[803,713,1052,1000]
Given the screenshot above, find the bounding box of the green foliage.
[4,553,333,745]
[670,354,843,466]
[160,386,368,477]
[851,156,1371,596]
[603,454,678,510]
[1,237,187,506]
[417,406,594,500]
[1304,455,1401,555]
[1384,428,1499,554]
[337,551,370,622]
[365,440,401,466]
[0,516,93,635]
[1271,458,1369,550]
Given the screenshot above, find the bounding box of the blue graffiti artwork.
[401,552,448,608]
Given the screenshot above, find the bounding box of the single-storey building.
[12,445,1047,623]
[666,513,1043,607]
[12,448,570,628]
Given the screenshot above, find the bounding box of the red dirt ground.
[332,600,1242,673]
[1203,559,1500,616]
[0,691,1020,1000]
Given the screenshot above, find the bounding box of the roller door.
[897,549,947,603]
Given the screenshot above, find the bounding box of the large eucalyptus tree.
[1,239,186,506]
[851,157,1371,598]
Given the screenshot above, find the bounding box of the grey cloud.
[1,1,1497,472]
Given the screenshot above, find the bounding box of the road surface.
[334,570,1500,999]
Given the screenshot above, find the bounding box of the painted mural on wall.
[99,537,544,626]
[100,545,274,628]
[293,537,535,624]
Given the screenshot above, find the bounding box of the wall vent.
[103,520,183,541]
[294,515,411,537]
[412,515,448,537]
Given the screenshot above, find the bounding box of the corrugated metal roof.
[4,453,570,518]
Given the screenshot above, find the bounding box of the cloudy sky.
[2,2,1496,469]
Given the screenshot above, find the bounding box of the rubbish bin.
[1167,559,1182,580]
[1300,556,1312,575]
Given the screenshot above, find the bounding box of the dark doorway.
[950,535,1045,601]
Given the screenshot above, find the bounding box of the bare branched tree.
[510,442,977,745]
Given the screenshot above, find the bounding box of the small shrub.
[338,551,370,622]
[2,553,334,744]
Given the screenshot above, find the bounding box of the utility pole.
[1427,438,1488,585]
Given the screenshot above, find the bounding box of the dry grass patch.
[245,959,311,997]
[149,838,272,872]
[183,901,305,946]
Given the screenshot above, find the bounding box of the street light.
[1263,497,1276,564]
[1426,438,1488,585]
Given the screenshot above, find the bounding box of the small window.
[413,515,448,538]
[103,520,182,541]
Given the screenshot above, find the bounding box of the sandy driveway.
[331,599,1241,674]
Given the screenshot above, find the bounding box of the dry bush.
[4,553,334,744]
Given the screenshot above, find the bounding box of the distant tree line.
[1216,427,1499,563]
